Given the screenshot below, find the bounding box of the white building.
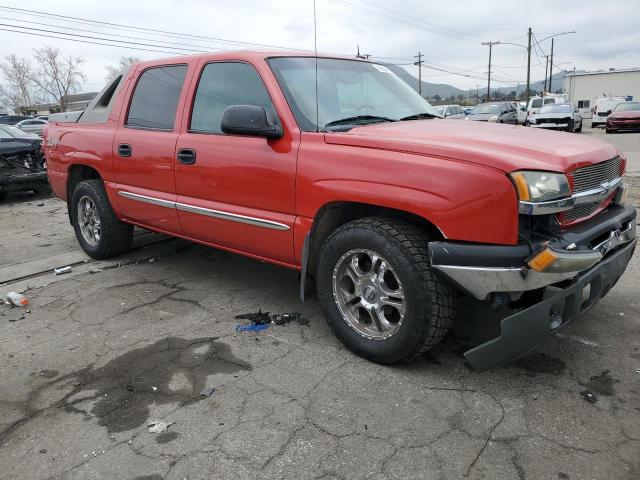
[563,68,640,118]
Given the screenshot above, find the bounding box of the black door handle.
[177,148,196,165]
[118,143,131,157]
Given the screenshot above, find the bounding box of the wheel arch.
[66,164,103,223]
[305,201,444,279]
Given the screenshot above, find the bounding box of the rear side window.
[126,65,187,130]
[543,98,555,105]
[531,99,542,108]
[190,62,274,134]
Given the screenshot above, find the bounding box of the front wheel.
[316,217,456,364]
[71,179,133,259]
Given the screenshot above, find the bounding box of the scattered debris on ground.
[54,266,72,275]
[36,202,44,207]
[4,291,28,307]
[234,310,308,332]
[199,387,215,397]
[579,390,598,403]
[147,420,175,434]
[585,369,616,396]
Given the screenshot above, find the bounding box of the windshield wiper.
[400,112,439,121]
[324,115,396,128]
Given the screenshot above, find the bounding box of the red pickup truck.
[44,51,637,370]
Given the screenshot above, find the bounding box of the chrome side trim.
[118,191,176,208]
[518,176,623,215]
[117,190,290,231]
[175,202,289,231]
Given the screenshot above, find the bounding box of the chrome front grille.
[562,203,598,221]
[571,156,622,193]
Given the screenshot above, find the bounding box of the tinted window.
[126,65,187,130]
[190,62,274,134]
[543,98,555,105]
[531,99,543,108]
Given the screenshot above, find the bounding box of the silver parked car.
[15,118,48,136]
[434,104,466,119]
[527,103,582,133]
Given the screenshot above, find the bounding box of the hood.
[466,113,494,121]
[609,110,640,119]
[324,119,618,173]
[531,111,572,119]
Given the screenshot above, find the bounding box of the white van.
[526,96,566,117]
[591,98,626,128]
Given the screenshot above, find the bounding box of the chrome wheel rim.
[332,249,406,340]
[77,195,101,247]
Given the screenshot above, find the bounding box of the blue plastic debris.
[235,323,270,332]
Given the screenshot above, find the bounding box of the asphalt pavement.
[0,124,638,480]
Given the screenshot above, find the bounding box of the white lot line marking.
[555,333,600,347]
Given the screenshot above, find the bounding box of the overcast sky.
[0,0,638,94]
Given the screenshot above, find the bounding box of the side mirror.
[221,105,283,140]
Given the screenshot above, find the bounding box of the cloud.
[0,0,637,92]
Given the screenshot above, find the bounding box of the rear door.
[174,60,298,265]
[112,64,190,233]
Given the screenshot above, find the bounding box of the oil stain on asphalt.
[60,337,251,433]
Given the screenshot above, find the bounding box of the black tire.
[576,121,582,133]
[606,128,613,134]
[316,217,456,364]
[71,179,133,259]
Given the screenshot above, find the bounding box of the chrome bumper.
[432,220,636,300]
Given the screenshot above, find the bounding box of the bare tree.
[0,54,35,114]
[31,46,86,112]
[105,56,140,80]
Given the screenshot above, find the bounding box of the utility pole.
[414,52,424,96]
[474,84,480,104]
[526,27,532,104]
[482,41,499,100]
[543,55,550,94]
[549,38,555,93]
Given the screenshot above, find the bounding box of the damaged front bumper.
[429,203,637,370]
[0,171,48,193]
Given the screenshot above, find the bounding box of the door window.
[190,62,275,134]
[126,64,187,130]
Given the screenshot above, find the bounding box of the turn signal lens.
[527,248,558,272]
[511,172,531,201]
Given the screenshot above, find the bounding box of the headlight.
[529,118,537,124]
[488,115,498,122]
[510,171,572,215]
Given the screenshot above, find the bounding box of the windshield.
[531,99,543,108]
[268,57,441,131]
[435,106,444,114]
[614,102,640,112]
[471,104,500,114]
[537,104,572,114]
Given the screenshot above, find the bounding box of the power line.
[0,4,308,51]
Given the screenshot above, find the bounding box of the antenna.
[313,0,319,132]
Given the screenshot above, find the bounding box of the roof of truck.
[132,50,369,69]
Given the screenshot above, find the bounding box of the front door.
[113,64,189,234]
[175,61,297,265]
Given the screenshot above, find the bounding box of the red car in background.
[606,102,640,133]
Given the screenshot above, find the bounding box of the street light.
[484,30,576,104]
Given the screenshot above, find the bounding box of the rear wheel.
[71,179,133,259]
[316,217,456,364]
[575,121,582,133]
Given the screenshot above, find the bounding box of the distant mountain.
[386,63,587,98]
[384,63,466,98]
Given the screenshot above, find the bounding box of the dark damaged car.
[0,124,48,197]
